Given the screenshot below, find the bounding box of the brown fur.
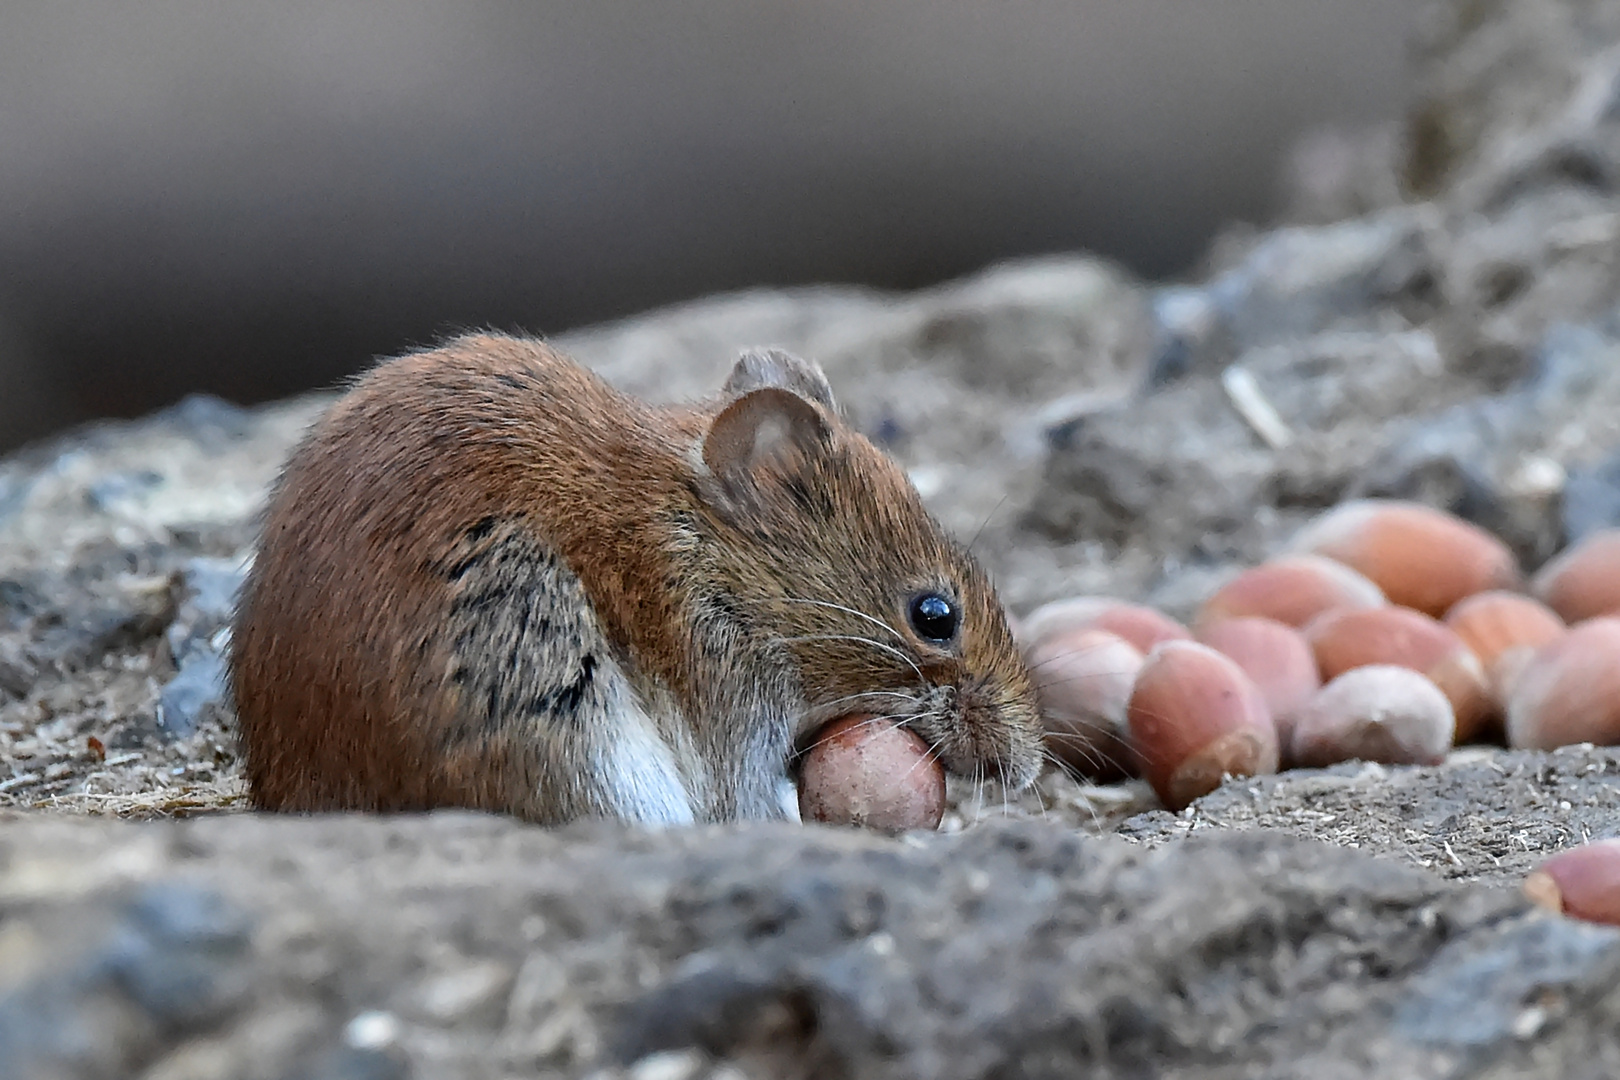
[229,333,1043,823]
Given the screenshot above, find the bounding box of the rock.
[0,640,34,700]
[1277,123,1407,226]
[1403,0,1620,199]
[156,649,227,739]
[1204,208,1444,362]
[1359,320,1620,566]
[1563,443,1620,542]
[163,555,246,670]
[4,811,1620,1079]
[0,881,254,1080]
[1024,325,1490,605]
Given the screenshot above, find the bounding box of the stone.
[0,811,1618,1079]
[0,880,254,1080]
[1360,319,1620,566]
[156,650,227,739]
[1563,444,1620,542]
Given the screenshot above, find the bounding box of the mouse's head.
[690,349,1044,788]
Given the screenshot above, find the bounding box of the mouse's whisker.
[1027,762,1051,822]
[1025,646,1141,674]
[1038,749,1114,833]
[774,633,927,688]
[1040,737,1131,780]
[965,492,1012,557]
[898,731,950,785]
[1042,748,1085,783]
[970,759,986,826]
[1031,670,1142,694]
[1041,725,1119,744]
[995,750,1011,818]
[812,689,924,713]
[796,709,917,754]
[780,597,905,642]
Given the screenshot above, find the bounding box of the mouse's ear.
[701,385,830,492]
[723,348,836,411]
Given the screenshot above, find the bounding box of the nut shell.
[1290,499,1521,617]
[1019,597,1192,655]
[1196,555,1385,630]
[1504,617,1620,751]
[798,714,946,833]
[1290,665,1455,768]
[1524,839,1620,926]
[1443,590,1565,709]
[1125,640,1278,812]
[1304,606,1493,744]
[1531,529,1620,624]
[1025,628,1143,781]
[1196,617,1320,752]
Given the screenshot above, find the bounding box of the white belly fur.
[588,658,697,825]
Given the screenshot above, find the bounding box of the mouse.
[228,332,1044,825]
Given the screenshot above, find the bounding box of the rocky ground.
[6,1,1620,1077]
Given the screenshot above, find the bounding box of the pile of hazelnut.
[1020,499,1620,812]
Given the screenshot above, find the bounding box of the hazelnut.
[1290,665,1454,768]
[1125,640,1278,812]
[1025,627,1143,781]
[1531,529,1620,624]
[1019,596,1192,654]
[1196,555,1385,630]
[1304,606,1493,744]
[797,714,945,833]
[1504,617,1620,751]
[1524,839,1620,926]
[1196,616,1320,754]
[1443,590,1565,708]
[1289,499,1521,617]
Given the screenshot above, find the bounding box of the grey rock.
[84,469,164,513]
[0,881,254,1080]
[1025,324,1489,606]
[1148,207,1445,389]
[5,812,1620,1080]
[1563,443,1620,541]
[302,1047,411,1080]
[163,555,246,665]
[1360,318,1620,566]
[157,649,227,739]
[179,556,244,628]
[1403,0,1620,199]
[0,640,34,700]
[1393,915,1620,1051]
[152,394,256,444]
[0,474,32,528]
[1205,207,1444,360]
[110,884,254,1029]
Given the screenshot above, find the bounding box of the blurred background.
[0,1,1411,452]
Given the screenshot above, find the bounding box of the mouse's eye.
[908,593,958,642]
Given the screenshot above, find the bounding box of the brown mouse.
[229,333,1043,825]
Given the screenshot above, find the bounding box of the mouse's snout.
[907,675,1044,789]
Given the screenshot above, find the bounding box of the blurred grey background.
[0,1,1410,451]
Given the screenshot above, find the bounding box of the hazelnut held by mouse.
[230,333,1044,826]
